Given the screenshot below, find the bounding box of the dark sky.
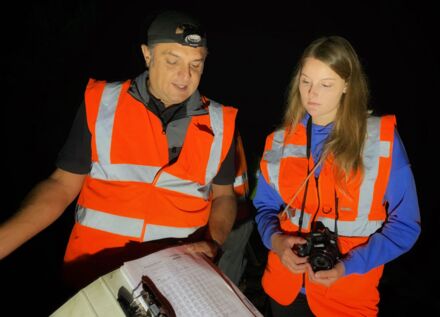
[1,1,438,316]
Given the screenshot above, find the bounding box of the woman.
[253,36,420,316]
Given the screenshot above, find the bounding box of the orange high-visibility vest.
[64,79,237,263]
[260,116,395,317]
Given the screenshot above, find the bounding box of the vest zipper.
[151,161,172,186]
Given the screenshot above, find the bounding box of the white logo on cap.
[185,34,202,44]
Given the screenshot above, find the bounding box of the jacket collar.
[128,70,208,116]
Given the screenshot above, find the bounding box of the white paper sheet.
[121,245,262,317]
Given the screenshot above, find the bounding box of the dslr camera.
[293,221,340,272]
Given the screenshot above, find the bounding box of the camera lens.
[310,252,335,271]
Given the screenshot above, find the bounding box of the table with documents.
[51,245,263,317]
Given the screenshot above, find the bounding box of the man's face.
[142,43,207,107]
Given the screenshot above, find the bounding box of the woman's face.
[299,57,347,125]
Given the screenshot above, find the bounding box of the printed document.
[121,245,262,317]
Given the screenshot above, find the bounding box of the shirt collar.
[301,113,334,133]
[128,70,208,116]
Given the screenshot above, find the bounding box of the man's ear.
[141,44,151,67]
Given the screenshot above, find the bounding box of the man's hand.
[185,240,220,259]
[272,233,308,274]
[306,261,345,287]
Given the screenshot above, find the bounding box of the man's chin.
[169,94,191,105]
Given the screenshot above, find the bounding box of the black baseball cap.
[147,11,207,48]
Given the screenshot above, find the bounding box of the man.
[0,10,238,289]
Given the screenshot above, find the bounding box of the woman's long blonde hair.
[283,36,369,178]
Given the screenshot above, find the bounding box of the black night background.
[1,1,438,316]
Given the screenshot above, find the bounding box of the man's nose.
[177,64,191,80]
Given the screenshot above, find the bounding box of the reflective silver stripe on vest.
[233,173,246,187]
[287,207,313,229]
[317,216,384,237]
[234,172,248,201]
[76,206,144,238]
[204,101,223,184]
[354,117,390,235]
[264,130,284,192]
[143,224,201,241]
[267,118,391,236]
[94,82,122,164]
[155,171,211,199]
[76,206,201,240]
[91,162,161,182]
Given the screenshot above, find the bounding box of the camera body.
[293,221,340,272]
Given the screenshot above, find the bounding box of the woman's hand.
[272,233,308,274]
[306,261,345,287]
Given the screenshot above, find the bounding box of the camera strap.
[297,117,313,235]
[334,190,339,236]
[298,117,339,238]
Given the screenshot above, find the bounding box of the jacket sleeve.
[342,129,421,275]
[253,173,285,250]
